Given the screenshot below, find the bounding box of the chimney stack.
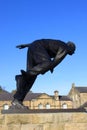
[54,90,59,100]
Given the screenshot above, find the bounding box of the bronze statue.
[12,39,76,109]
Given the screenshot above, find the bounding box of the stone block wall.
[0,112,87,130]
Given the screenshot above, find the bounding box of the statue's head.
[67,41,76,55]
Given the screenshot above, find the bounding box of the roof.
[24,92,44,101]
[0,90,72,101]
[59,96,72,101]
[0,90,13,101]
[75,87,87,93]
[25,92,72,101]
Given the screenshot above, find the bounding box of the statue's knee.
[15,75,23,81]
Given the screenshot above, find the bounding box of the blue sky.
[0,0,87,95]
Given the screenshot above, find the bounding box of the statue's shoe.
[11,99,29,109]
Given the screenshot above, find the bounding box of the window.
[46,103,50,109]
[38,103,43,109]
[3,104,9,110]
[62,103,68,109]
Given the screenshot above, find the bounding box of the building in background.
[0,83,87,111]
[23,90,72,109]
[68,83,87,108]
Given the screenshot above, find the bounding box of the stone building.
[23,90,72,109]
[0,83,87,111]
[0,89,13,110]
[0,90,72,111]
[68,83,87,108]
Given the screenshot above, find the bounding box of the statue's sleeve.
[50,48,67,69]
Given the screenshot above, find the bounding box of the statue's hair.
[67,41,76,51]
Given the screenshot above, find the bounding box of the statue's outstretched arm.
[16,43,30,49]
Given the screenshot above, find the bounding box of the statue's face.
[68,46,76,55]
[68,49,75,55]
[67,43,76,55]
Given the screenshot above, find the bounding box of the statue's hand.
[16,44,25,49]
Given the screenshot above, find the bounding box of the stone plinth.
[0,110,87,130]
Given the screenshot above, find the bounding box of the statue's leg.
[12,74,37,109]
[26,43,53,76]
[29,61,52,75]
[24,52,53,76]
[21,60,52,78]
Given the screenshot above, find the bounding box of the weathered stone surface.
[72,113,87,123]
[21,124,43,130]
[0,115,5,124]
[6,114,32,124]
[0,112,87,130]
[52,113,72,123]
[7,125,21,130]
[65,123,87,130]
